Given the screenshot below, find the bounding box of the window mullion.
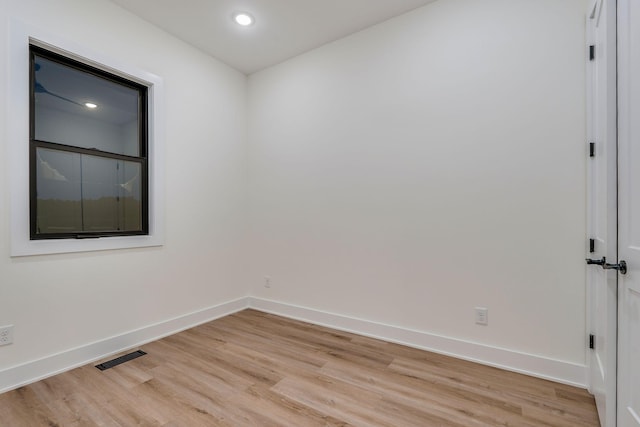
[33,140,146,163]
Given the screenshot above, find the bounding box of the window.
[29,45,148,239]
[9,22,164,256]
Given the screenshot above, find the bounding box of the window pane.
[81,156,142,232]
[119,161,143,231]
[35,148,83,234]
[33,55,140,156]
[35,148,142,235]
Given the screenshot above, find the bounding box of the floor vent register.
[95,350,147,371]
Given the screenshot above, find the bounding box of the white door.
[586,1,618,426]
[617,1,640,425]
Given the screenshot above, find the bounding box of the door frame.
[586,0,618,426]
[616,0,640,424]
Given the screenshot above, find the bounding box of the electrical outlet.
[475,308,488,326]
[264,276,271,288]
[0,325,14,346]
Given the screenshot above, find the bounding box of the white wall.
[0,0,247,377]
[248,0,588,366]
[0,0,591,391]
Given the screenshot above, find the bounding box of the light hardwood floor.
[0,309,600,426]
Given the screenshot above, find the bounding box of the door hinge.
[589,334,595,349]
[589,238,595,253]
[589,45,595,61]
[589,142,595,157]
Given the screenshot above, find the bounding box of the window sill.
[11,234,164,257]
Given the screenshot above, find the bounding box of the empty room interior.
[0,0,629,425]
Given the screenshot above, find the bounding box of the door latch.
[604,260,627,275]
[585,256,627,274]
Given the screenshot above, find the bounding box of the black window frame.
[29,45,149,240]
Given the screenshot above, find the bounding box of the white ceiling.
[108,0,437,75]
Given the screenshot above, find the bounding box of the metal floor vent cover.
[95,350,147,371]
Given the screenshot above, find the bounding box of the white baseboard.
[0,296,587,394]
[0,297,248,394]
[247,297,588,388]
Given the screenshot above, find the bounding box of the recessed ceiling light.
[85,102,98,109]
[233,12,254,27]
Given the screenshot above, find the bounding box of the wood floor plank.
[272,374,398,427]
[388,356,599,426]
[225,384,351,427]
[319,360,537,427]
[0,309,600,426]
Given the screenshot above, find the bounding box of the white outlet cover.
[475,308,488,325]
[0,325,14,345]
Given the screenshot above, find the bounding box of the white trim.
[7,19,165,256]
[0,296,588,393]
[248,297,588,388]
[0,298,248,393]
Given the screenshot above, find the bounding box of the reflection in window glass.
[35,148,82,233]
[33,56,140,156]
[35,148,142,235]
